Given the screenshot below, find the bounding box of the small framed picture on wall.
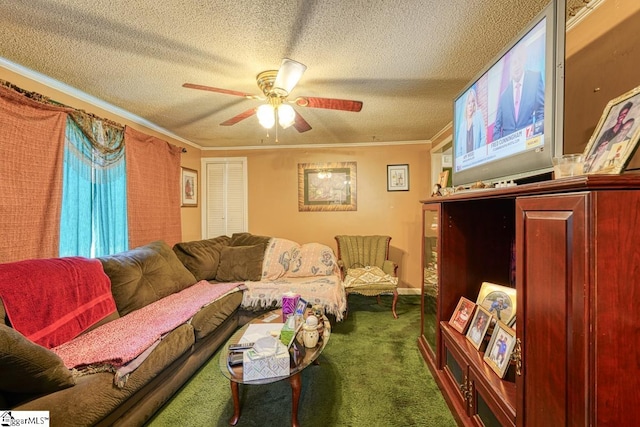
[181,167,198,207]
[387,164,409,191]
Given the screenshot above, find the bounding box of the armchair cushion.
[344,266,398,289]
[335,235,395,274]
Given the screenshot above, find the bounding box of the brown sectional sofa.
[0,232,345,426]
[0,239,243,426]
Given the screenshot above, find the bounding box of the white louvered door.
[201,157,247,238]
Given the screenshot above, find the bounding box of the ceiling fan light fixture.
[257,104,275,129]
[278,104,296,129]
[272,58,307,97]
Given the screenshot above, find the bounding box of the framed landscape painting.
[298,162,357,211]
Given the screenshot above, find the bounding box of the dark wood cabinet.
[419,175,640,426]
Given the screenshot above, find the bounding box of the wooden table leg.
[289,372,301,427]
[229,380,241,425]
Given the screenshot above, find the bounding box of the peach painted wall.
[204,144,432,292]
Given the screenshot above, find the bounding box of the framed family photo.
[387,164,409,191]
[181,167,198,207]
[583,85,640,175]
[438,170,450,188]
[448,297,476,334]
[294,297,308,316]
[483,321,516,378]
[465,305,492,350]
[476,282,516,327]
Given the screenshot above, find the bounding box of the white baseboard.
[398,287,421,295]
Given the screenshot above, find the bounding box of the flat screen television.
[452,0,566,187]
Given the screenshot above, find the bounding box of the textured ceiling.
[0,0,590,148]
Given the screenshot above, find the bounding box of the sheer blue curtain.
[59,115,128,257]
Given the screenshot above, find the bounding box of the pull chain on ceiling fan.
[183,58,363,134]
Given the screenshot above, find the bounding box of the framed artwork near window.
[387,164,409,191]
[181,167,198,207]
[298,162,357,211]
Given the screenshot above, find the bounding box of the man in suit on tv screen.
[492,43,545,141]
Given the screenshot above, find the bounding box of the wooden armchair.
[334,235,399,318]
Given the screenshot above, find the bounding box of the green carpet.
[146,295,456,427]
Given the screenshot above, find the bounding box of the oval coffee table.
[219,308,331,427]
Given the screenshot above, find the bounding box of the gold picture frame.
[181,167,198,207]
[476,282,516,327]
[298,162,357,211]
[438,170,450,188]
[483,320,516,378]
[583,85,640,175]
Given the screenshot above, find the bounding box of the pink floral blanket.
[52,280,241,369]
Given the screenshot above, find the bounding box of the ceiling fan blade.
[293,111,312,133]
[183,83,260,99]
[294,96,363,112]
[220,108,257,126]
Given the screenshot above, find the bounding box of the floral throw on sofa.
[243,238,346,321]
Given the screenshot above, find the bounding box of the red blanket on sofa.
[0,257,117,348]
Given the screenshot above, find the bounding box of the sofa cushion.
[99,241,197,317]
[285,242,340,278]
[215,245,265,282]
[261,238,299,280]
[191,290,243,340]
[0,324,75,394]
[229,232,271,249]
[173,235,231,281]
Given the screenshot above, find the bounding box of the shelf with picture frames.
[418,174,640,426]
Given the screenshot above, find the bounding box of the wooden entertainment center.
[418,174,640,426]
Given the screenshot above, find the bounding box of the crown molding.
[201,139,431,151]
[0,57,200,149]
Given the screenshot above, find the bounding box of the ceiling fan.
[183,58,363,133]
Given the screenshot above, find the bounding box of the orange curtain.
[0,86,69,262]
[124,126,182,249]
